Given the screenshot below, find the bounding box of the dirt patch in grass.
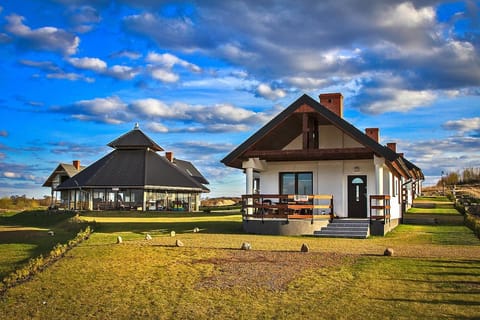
[195,250,353,291]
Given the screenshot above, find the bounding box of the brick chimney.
[72,160,81,170]
[165,152,174,162]
[387,143,397,153]
[319,93,343,118]
[365,128,379,142]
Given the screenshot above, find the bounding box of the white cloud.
[68,57,107,72]
[377,2,435,28]
[145,122,169,133]
[360,88,437,114]
[130,99,187,119]
[150,68,179,83]
[3,171,19,178]
[146,52,201,72]
[106,65,138,80]
[443,117,480,134]
[46,72,94,82]
[110,50,142,60]
[5,14,79,55]
[74,96,127,115]
[255,83,287,101]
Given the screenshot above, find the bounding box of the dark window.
[279,172,313,195]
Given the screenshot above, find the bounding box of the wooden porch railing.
[241,194,334,221]
[369,195,391,223]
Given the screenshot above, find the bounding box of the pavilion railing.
[241,194,334,222]
[369,195,391,224]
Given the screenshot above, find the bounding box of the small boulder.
[241,242,251,250]
[170,231,176,237]
[300,243,309,253]
[384,247,394,256]
[145,233,152,241]
[176,239,184,247]
[116,236,123,244]
[193,227,200,233]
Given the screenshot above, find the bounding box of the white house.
[222,93,423,236]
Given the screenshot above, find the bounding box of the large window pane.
[297,173,313,195]
[280,172,313,195]
[280,173,295,195]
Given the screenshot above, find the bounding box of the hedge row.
[1,226,92,293]
[464,213,480,239]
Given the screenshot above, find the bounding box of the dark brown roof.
[56,149,209,192]
[221,94,422,179]
[107,127,164,151]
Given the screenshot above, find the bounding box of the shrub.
[465,213,480,239]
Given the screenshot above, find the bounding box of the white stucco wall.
[249,124,402,218]
[258,159,377,217]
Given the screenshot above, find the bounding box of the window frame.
[279,172,313,195]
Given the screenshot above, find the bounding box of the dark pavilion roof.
[222,94,423,179]
[174,158,209,185]
[56,126,209,192]
[107,124,164,151]
[42,163,85,187]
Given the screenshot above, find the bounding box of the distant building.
[43,124,209,211]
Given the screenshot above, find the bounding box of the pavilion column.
[374,156,384,195]
[245,167,254,215]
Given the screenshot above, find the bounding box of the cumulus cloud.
[255,83,287,101]
[5,14,79,55]
[54,96,270,131]
[146,52,201,72]
[105,65,139,80]
[110,50,142,60]
[149,67,179,82]
[19,59,61,73]
[121,1,480,112]
[359,88,437,114]
[67,56,139,80]
[46,72,94,82]
[443,117,480,135]
[68,5,101,33]
[68,57,107,72]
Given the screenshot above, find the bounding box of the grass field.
[0,210,81,278]
[1,204,480,319]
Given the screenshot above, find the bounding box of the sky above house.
[0,0,479,199]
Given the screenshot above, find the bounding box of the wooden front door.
[348,175,367,218]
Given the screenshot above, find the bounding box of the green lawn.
[407,207,461,215]
[0,210,82,278]
[1,208,479,319]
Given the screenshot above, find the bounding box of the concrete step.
[313,219,370,238]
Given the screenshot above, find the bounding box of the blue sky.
[0,0,479,199]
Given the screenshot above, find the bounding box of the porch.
[241,193,394,236]
[241,194,334,220]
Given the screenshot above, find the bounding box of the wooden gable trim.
[294,103,316,113]
[244,147,373,161]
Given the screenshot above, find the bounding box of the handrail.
[241,194,334,222]
[369,195,391,224]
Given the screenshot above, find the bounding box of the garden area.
[0,198,479,319]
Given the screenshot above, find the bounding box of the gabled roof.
[56,149,209,192]
[107,126,164,151]
[222,94,422,179]
[42,163,85,187]
[173,158,210,185]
